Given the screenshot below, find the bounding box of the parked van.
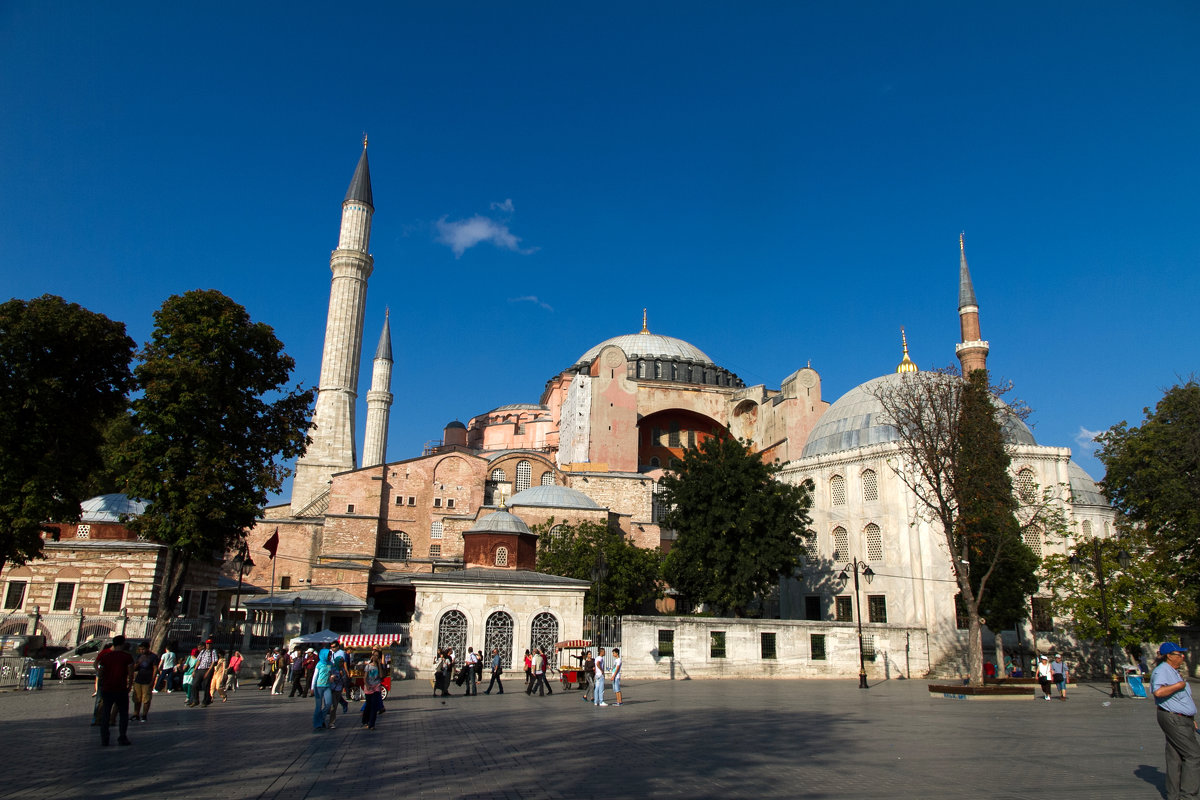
[52,638,112,680]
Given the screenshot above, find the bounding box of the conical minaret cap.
[374,309,392,361]
[345,136,373,208]
[958,232,977,309]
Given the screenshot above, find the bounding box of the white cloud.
[509,295,554,312]
[434,200,536,258]
[1074,426,1103,451]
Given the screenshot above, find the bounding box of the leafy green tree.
[0,295,134,573]
[659,435,813,617]
[1041,522,1196,663]
[81,411,141,497]
[1097,379,1200,618]
[534,520,662,614]
[873,368,1047,685]
[122,290,313,649]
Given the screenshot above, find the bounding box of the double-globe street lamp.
[1068,538,1131,698]
[838,557,875,689]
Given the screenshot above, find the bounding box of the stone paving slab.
[0,677,1171,799]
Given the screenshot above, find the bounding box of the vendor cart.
[339,633,405,701]
[554,639,592,690]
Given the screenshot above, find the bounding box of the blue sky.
[2,2,1198,494]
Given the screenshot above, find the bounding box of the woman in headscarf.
[310,647,333,731]
[183,647,200,706]
[361,648,384,730]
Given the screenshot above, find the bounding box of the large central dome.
[575,331,714,366]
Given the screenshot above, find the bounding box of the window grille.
[710,631,726,658]
[867,594,887,623]
[516,461,532,492]
[658,629,674,657]
[491,468,506,482]
[485,611,514,669]
[430,521,443,540]
[836,596,853,622]
[541,472,555,486]
[76,524,91,539]
[53,582,75,611]
[668,422,680,447]
[1016,468,1037,502]
[531,613,559,668]
[811,634,827,660]
[430,544,442,558]
[1081,520,1092,538]
[761,632,777,660]
[376,530,412,560]
[3,581,27,610]
[833,527,849,561]
[102,583,125,613]
[495,546,509,567]
[438,610,468,655]
[831,475,846,506]
[1023,527,1043,559]
[865,523,883,562]
[862,469,878,501]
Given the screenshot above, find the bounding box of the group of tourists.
[428,644,624,706]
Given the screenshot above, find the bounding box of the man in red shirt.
[95,635,135,746]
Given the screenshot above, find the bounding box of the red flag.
[263,528,280,559]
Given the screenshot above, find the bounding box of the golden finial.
[640,308,649,333]
[959,231,965,256]
[363,133,368,149]
[897,326,917,373]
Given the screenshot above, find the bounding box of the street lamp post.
[1070,538,1131,698]
[838,557,875,689]
[228,543,254,652]
[591,551,608,648]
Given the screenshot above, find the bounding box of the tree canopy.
[1097,379,1200,618]
[534,520,662,614]
[659,435,812,617]
[0,295,134,572]
[121,290,312,647]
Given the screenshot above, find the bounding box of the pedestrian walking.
[181,647,199,705]
[523,649,533,692]
[484,647,504,694]
[191,639,218,707]
[130,641,159,722]
[210,649,229,703]
[580,650,594,700]
[361,648,384,730]
[533,647,553,695]
[1051,654,1069,700]
[288,647,309,698]
[155,646,176,694]
[593,647,607,706]
[464,647,479,696]
[311,648,333,731]
[1035,655,1054,701]
[95,635,135,746]
[328,649,348,728]
[272,647,290,694]
[227,650,243,692]
[1153,642,1200,800]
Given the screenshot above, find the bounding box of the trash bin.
[26,666,44,690]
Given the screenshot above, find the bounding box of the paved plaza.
[0,676,1174,799]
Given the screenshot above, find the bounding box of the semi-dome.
[80,494,147,523]
[800,373,1037,459]
[509,485,602,510]
[576,331,714,367]
[1068,461,1108,507]
[466,509,532,535]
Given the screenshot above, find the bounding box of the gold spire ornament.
[896,327,917,373]
[640,308,649,333]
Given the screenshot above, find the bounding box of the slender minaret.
[954,233,989,376]
[362,310,393,468]
[292,138,375,511]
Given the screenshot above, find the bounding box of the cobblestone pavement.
[0,676,1171,799]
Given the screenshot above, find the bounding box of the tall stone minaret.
[292,138,375,512]
[954,233,989,376]
[362,310,393,468]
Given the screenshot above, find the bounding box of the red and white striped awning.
[337,633,405,649]
[554,639,592,650]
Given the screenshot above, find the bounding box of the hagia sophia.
[235,141,1113,673]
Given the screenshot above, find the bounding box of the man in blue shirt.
[1152,642,1200,800]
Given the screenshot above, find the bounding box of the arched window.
[438,610,468,655]
[1081,520,1092,538]
[430,521,443,540]
[831,475,846,506]
[862,469,878,502]
[865,523,883,562]
[485,611,514,669]
[541,472,555,486]
[531,612,559,669]
[1024,527,1043,559]
[491,468,506,482]
[1015,468,1037,503]
[832,527,849,562]
[516,461,532,493]
[376,530,412,560]
[495,546,509,567]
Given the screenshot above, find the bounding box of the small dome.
[576,331,714,367]
[1068,461,1108,507]
[800,373,1037,459]
[509,485,602,510]
[466,510,532,535]
[79,494,147,523]
[444,420,467,430]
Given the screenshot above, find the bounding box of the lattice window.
[652,483,669,523]
[541,472,555,486]
[1016,468,1037,503]
[1023,527,1043,559]
[803,530,818,560]
[430,521,443,540]
[867,594,887,623]
[530,613,559,668]
[438,610,468,655]
[1081,520,1092,538]
[836,596,853,622]
[516,461,532,493]
[430,544,442,558]
[865,523,883,562]
[862,469,878,502]
[811,634,827,660]
[491,468,506,482]
[831,475,846,506]
[495,546,509,567]
[376,530,412,560]
[833,527,849,561]
[76,524,90,539]
[668,422,681,447]
[485,611,514,669]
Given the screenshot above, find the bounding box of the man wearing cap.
[1152,642,1200,800]
[1035,654,1054,701]
[193,639,218,707]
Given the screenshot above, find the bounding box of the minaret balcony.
[955,339,990,354]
